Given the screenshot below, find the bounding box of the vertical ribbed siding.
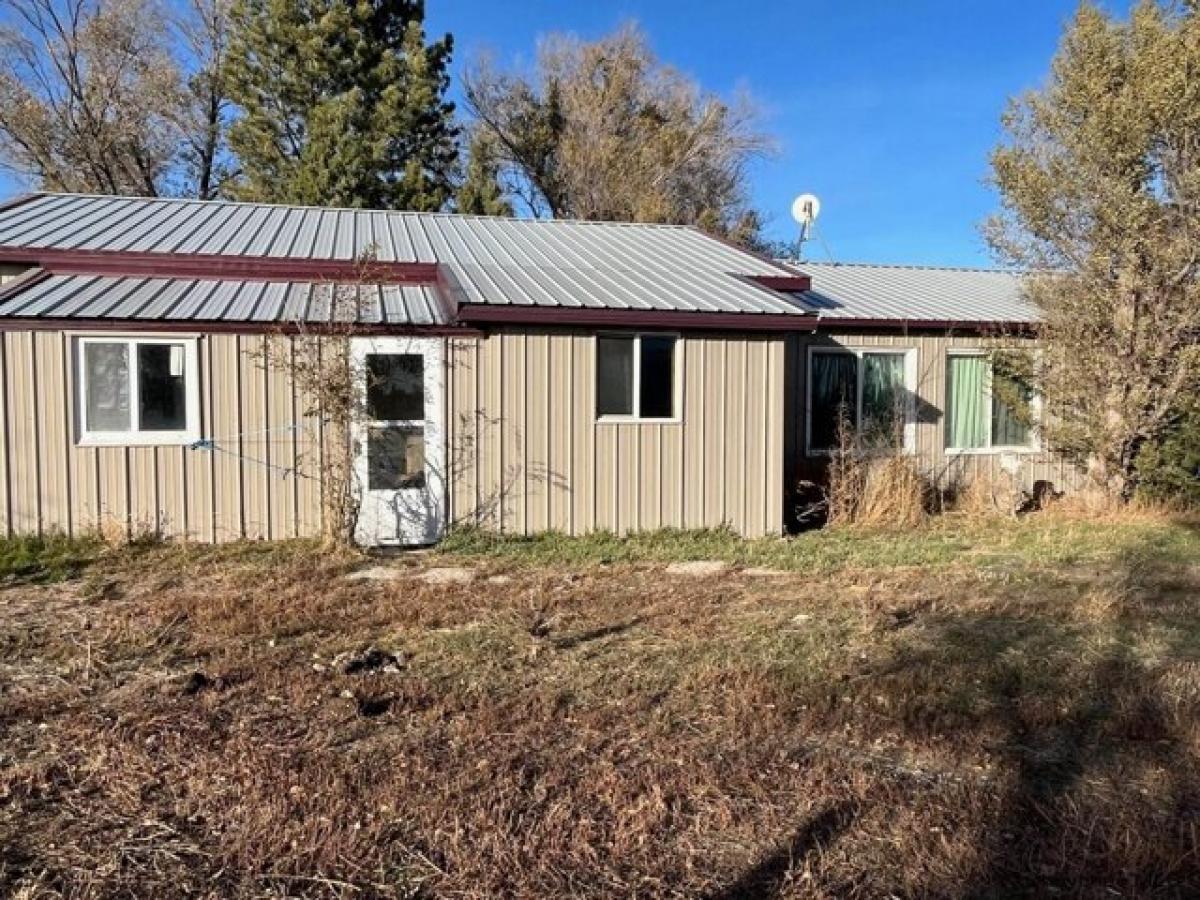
[0,324,1091,545]
[0,331,329,540]
[783,331,1087,493]
[448,327,786,538]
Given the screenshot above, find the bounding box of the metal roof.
[0,193,810,318]
[0,272,448,325]
[790,262,1036,324]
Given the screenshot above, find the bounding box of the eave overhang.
[456,303,818,332]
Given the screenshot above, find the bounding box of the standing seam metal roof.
[0,193,811,319]
[0,272,447,325]
[788,261,1037,324]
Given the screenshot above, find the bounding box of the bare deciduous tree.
[174,0,235,199]
[0,0,187,195]
[463,23,772,241]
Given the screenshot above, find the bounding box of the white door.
[352,336,445,546]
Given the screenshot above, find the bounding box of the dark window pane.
[367,353,424,421]
[810,353,858,451]
[137,343,186,431]
[596,336,634,416]
[367,425,425,490]
[991,369,1032,447]
[638,336,676,418]
[861,353,905,447]
[85,342,130,432]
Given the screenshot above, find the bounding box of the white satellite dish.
[790,193,822,262]
[791,193,821,226]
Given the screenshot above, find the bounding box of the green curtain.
[946,355,988,449]
[862,353,905,446]
[811,353,857,450]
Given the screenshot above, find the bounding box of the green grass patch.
[0,533,103,584]
[439,516,1200,574]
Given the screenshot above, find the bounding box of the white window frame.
[75,335,201,447]
[944,349,1042,455]
[805,346,918,456]
[595,332,681,424]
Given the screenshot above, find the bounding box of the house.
[0,193,1079,545]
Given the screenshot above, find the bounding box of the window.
[945,353,1037,452]
[367,425,425,490]
[596,334,677,420]
[807,348,914,453]
[364,352,426,490]
[366,353,424,421]
[77,337,199,445]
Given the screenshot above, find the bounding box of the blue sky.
[428,0,1130,267]
[0,1,1133,266]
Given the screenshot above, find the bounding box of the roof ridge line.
[786,259,1023,275]
[24,192,703,231]
[0,247,440,285]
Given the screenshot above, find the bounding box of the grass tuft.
[0,532,102,583]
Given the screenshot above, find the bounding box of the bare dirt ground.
[2,518,1200,898]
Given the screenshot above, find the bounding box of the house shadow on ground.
[706,517,1200,898]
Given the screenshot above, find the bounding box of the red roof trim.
[457,303,817,332]
[433,264,461,324]
[0,247,438,284]
[747,273,812,292]
[0,317,480,337]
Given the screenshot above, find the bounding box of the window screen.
[596,336,634,416]
[85,342,131,432]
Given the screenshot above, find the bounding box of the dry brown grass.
[824,414,930,529]
[827,451,929,529]
[2,521,1200,898]
[949,469,1023,518]
[852,456,929,528]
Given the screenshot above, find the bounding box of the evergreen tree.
[226,0,458,210]
[456,131,513,216]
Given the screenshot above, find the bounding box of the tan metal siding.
[570,333,594,532]
[7,333,39,533]
[449,327,786,538]
[0,330,328,540]
[784,331,1087,496]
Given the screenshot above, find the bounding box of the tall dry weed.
[826,411,929,528]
